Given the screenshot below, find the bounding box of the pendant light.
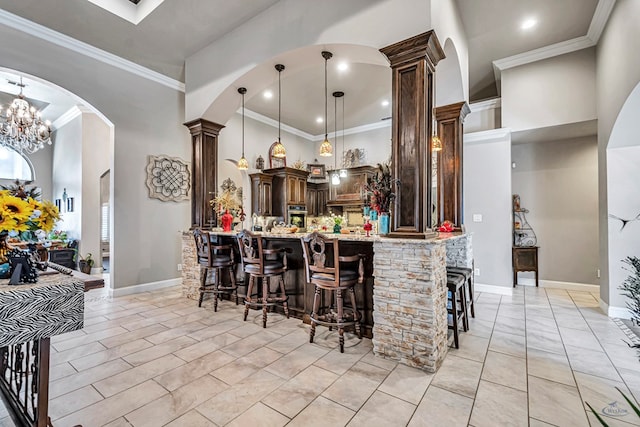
[331,91,343,185]
[319,51,333,157]
[272,64,286,158]
[431,76,442,152]
[339,92,348,178]
[236,87,249,170]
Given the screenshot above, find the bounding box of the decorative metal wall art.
[343,148,365,168]
[145,155,191,202]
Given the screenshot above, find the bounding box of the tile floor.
[1,285,639,427]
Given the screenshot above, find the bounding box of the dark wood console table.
[512,246,539,287]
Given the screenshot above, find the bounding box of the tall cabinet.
[512,194,539,287]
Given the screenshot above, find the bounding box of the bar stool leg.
[310,286,320,343]
[198,266,207,308]
[262,277,269,328]
[213,269,219,312]
[279,275,289,319]
[460,285,468,332]
[229,265,238,305]
[451,289,460,349]
[244,275,254,321]
[348,287,361,339]
[337,288,345,353]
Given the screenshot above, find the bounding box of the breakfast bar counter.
[181,230,472,372]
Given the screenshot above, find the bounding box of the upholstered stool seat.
[237,230,289,328]
[301,232,364,353]
[193,229,238,312]
[447,265,475,320]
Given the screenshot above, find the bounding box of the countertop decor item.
[364,162,397,215]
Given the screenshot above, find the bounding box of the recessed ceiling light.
[316,117,324,123]
[521,18,537,30]
[263,90,273,99]
[381,100,389,107]
[337,62,349,71]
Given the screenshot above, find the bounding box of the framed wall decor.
[307,163,326,180]
[145,155,191,202]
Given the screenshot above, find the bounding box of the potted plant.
[78,253,94,274]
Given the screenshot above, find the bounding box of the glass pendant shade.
[319,138,332,156]
[272,139,286,158]
[237,156,249,170]
[339,168,348,178]
[432,135,442,152]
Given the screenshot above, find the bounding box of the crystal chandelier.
[0,78,52,154]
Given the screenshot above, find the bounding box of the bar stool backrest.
[193,228,212,267]
[237,230,265,274]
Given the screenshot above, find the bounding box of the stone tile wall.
[372,239,448,372]
[181,232,200,300]
[445,234,473,269]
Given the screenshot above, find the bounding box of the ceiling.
[0,0,606,136]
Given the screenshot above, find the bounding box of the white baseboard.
[475,283,513,296]
[109,278,181,297]
[599,298,633,319]
[517,278,599,292]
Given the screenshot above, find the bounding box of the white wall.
[512,136,599,285]
[596,0,640,307]
[0,23,189,290]
[24,147,53,200]
[313,126,392,170]
[52,115,83,240]
[465,100,501,134]
[81,113,111,269]
[502,48,597,132]
[464,129,513,289]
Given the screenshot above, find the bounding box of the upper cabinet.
[263,167,310,216]
[328,165,376,205]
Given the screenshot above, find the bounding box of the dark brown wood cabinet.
[249,173,273,216]
[512,246,538,287]
[327,166,375,205]
[306,182,329,216]
[286,175,307,205]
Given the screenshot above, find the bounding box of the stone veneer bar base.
[372,238,449,373]
[181,232,200,300]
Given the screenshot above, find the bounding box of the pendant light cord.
[342,96,345,167]
[334,94,337,170]
[324,56,328,140]
[278,67,282,141]
[241,90,245,156]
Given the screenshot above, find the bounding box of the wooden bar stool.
[447,265,475,319]
[237,230,289,328]
[301,232,363,353]
[193,229,238,311]
[447,273,467,349]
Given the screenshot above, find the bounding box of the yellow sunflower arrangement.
[0,190,61,239]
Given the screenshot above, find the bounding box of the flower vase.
[0,231,9,264]
[378,212,390,235]
[333,224,342,234]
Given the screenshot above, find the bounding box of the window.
[0,146,35,181]
[101,203,109,242]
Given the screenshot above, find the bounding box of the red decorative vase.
[221,210,234,232]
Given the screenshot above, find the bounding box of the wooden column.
[184,119,225,229]
[435,102,470,228]
[380,31,445,238]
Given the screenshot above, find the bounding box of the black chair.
[447,273,467,349]
[237,230,289,328]
[300,232,363,353]
[193,229,238,311]
[447,265,475,319]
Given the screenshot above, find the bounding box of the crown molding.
[492,0,615,85]
[87,0,165,25]
[52,106,83,130]
[311,120,391,142]
[464,127,511,145]
[469,98,501,113]
[0,9,185,92]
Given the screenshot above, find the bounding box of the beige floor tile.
[69,338,154,371]
[226,321,265,338]
[347,390,416,427]
[51,341,107,365]
[470,380,528,427]
[574,371,640,426]
[49,362,77,381]
[49,358,132,399]
[52,326,128,352]
[125,375,226,427]
[408,385,473,427]
[359,352,398,371]
[378,363,433,405]
[529,419,555,427]
[322,361,389,411]
[565,345,622,381]
[262,365,339,418]
[619,367,640,404]
[241,346,284,367]
[448,333,490,362]
[489,330,526,358]
[265,343,329,379]
[559,326,602,350]
[195,370,284,426]
[466,318,495,339]
[94,354,185,397]
[145,320,209,345]
[528,375,590,427]
[431,354,482,398]
[527,347,575,386]
[123,335,198,366]
[221,330,281,358]
[163,410,217,427]
[82,314,144,334]
[187,320,244,341]
[125,311,180,331]
[172,336,224,363]
[526,328,566,355]
[155,351,236,391]
[48,385,103,420]
[51,329,88,344]
[266,329,309,354]
[287,396,355,427]
[493,316,526,336]
[212,359,259,385]
[102,417,134,427]
[481,350,527,391]
[55,380,168,426]
[313,347,366,375]
[99,323,168,348]
[226,402,289,427]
